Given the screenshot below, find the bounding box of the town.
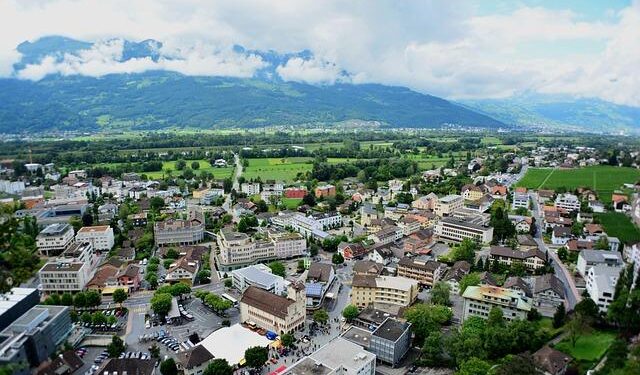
[1,132,640,375]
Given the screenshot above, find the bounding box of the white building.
[240,283,306,334]
[36,223,75,256]
[512,192,529,210]
[0,180,26,195]
[311,211,342,229]
[38,242,97,293]
[434,194,464,217]
[290,214,323,237]
[217,229,306,271]
[576,250,624,278]
[554,193,581,211]
[462,285,532,322]
[585,264,622,313]
[286,337,376,375]
[232,264,288,294]
[241,182,261,196]
[75,225,115,251]
[435,216,494,243]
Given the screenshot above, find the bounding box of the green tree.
[557,247,568,261]
[421,331,446,367]
[165,248,180,259]
[112,288,128,307]
[459,273,481,295]
[487,307,504,327]
[342,305,359,322]
[203,358,233,375]
[332,252,344,264]
[457,357,491,375]
[495,354,537,375]
[553,304,566,328]
[268,261,286,277]
[244,346,268,369]
[430,282,451,306]
[73,292,87,308]
[60,293,73,306]
[224,278,232,288]
[107,335,126,358]
[405,303,452,345]
[191,161,200,170]
[281,333,295,347]
[313,309,329,325]
[171,282,191,299]
[160,358,178,375]
[81,312,92,324]
[151,293,172,316]
[149,344,160,358]
[85,290,102,307]
[175,160,187,170]
[302,193,316,206]
[451,239,479,263]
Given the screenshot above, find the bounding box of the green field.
[146,159,235,179]
[282,197,303,209]
[517,166,640,203]
[242,157,313,182]
[595,212,640,244]
[555,330,616,368]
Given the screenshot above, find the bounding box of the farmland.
[242,157,313,182]
[517,166,640,203]
[595,212,640,244]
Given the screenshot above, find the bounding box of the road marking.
[537,168,556,189]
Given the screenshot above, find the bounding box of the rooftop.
[340,326,372,348]
[372,317,410,342]
[303,337,375,375]
[0,288,38,316]
[37,223,72,237]
[197,324,272,365]
[77,225,110,233]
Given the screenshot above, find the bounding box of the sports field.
[517,166,640,203]
[242,157,312,182]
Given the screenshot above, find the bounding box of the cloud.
[1,0,639,106]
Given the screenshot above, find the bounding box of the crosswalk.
[129,304,150,314]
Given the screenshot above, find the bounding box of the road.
[223,153,241,212]
[529,192,581,310]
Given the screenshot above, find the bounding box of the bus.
[221,293,238,307]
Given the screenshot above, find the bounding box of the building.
[177,345,213,375]
[369,318,411,367]
[532,274,566,315]
[165,257,199,285]
[36,350,84,375]
[0,288,39,332]
[576,250,624,278]
[290,214,323,237]
[512,192,529,210]
[97,358,156,375]
[231,264,288,294]
[396,256,447,287]
[285,337,375,375]
[434,194,464,217]
[462,285,532,322]
[435,216,494,243]
[311,211,342,229]
[315,184,336,198]
[461,184,485,201]
[38,242,96,293]
[442,261,471,294]
[0,180,25,194]
[554,193,581,212]
[284,187,307,199]
[360,203,379,226]
[551,227,572,246]
[128,212,148,227]
[0,305,72,375]
[353,260,384,276]
[239,283,306,334]
[338,242,368,260]
[36,223,74,256]
[154,208,204,246]
[397,216,421,236]
[489,246,547,271]
[305,263,336,307]
[351,275,419,308]
[240,182,261,196]
[533,346,572,375]
[368,225,403,245]
[585,264,622,313]
[217,229,306,271]
[75,225,114,251]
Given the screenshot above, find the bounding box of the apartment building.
[368,225,403,245]
[38,242,96,293]
[36,223,74,256]
[435,216,494,243]
[290,214,323,237]
[154,208,204,246]
[239,283,306,334]
[585,264,622,313]
[351,275,419,308]
[311,211,342,229]
[512,192,529,210]
[75,225,114,251]
[397,216,421,236]
[434,194,464,217]
[240,182,261,196]
[462,285,532,322]
[397,256,447,287]
[554,193,581,211]
[314,184,336,198]
[576,250,624,278]
[489,246,547,271]
[217,229,306,271]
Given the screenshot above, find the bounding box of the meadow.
[242,157,313,182]
[146,159,235,179]
[517,166,640,203]
[595,212,640,244]
[555,330,616,371]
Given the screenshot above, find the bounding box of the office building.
[435,216,494,243]
[154,208,204,246]
[369,318,411,367]
[36,223,74,256]
[351,275,419,308]
[397,256,447,287]
[0,288,39,332]
[231,264,288,294]
[434,194,463,217]
[75,225,114,251]
[462,285,532,322]
[285,337,375,375]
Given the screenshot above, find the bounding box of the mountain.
[461,94,640,134]
[0,36,504,133]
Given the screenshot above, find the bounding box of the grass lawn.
[555,330,616,362]
[517,166,640,203]
[595,212,640,244]
[146,159,234,179]
[281,197,303,209]
[242,157,313,182]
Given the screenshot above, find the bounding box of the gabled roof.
[307,263,334,283]
[240,286,295,319]
[178,345,213,369]
[533,346,571,375]
[534,273,565,298]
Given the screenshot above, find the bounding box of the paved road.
[223,153,241,213]
[530,192,580,310]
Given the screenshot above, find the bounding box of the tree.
[281,333,295,347]
[571,220,584,236]
[175,160,187,171]
[495,354,537,375]
[450,239,479,263]
[81,312,92,324]
[405,303,452,345]
[73,292,87,308]
[313,309,329,325]
[149,344,160,358]
[81,211,93,226]
[60,293,73,306]
[332,252,344,264]
[342,305,359,322]
[244,346,268,369]
[595,236,609,250]
[302,192,316,206]
[92,311,107,326]
[112,288,127,307]
[297,259,305,272]
[421,331,445,367]
[107,335,126,358]
[151,293,172,316]
[553,304,566,328]
[459,273,481,295]
[203,358,233,375]
[150,196,165,211]
[165,248,180,259]
[171,282,191,299]
[457,357,491,375]
[430,282,451,306]
[487,307,504,327]
[268,261,286,277]
[160,358,178,375]
[557,247,568,261]
[85,290,102,307]
[224,278,232,288]
[191,161,200,170]
[567,314,591,347]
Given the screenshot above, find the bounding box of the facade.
[369,318,412,367]
[165,257,199,285]
[217,229,306,271]
[284,187,307,199]
[576,250,624,277]
[0,288,39,332]
[290,214,323,237]
[435,216,493,243]
[512,192,529,209]
[38,242,97,293]
[314,184,336,198]
[585,264,622,313]
[311,211,342,229]
[154,208,205,246]
[489,246,547,271]
[241,182,261,196]
[285,337,375,375]
[434,194,464,217]
[0,305,72,375]
[396,256,447,287]
[369,225,403,245]
[554,193,581,211]
[305,263,336,307]
[239,283,306,334]
[75,225,114,251]
[462,285,532,322]
[351,275,419,308]
[36,223,74,256]
[231,264,288,294]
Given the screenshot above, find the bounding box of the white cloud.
[0,0,639,106]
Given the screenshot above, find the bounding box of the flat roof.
[197,324,272,365]
[0,288,38,316]
[307,337,374,374]
[341,326,372,348]
[285,357,332,375]
[372,318,410,342]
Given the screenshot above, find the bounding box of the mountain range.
[0,36,638,134]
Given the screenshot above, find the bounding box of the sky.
[0,0,638,106]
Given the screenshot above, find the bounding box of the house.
[351,275,419,308]
[489,246,547,271]
[554,193,580,212]
[532,274,566,315]
[403,229,434,254]
[397,216,421,236]
[116,264,141,292]
[338,242,368,260]
[589,201,605,213]
[462,285,531,322]
[368,225,403,245]
[442,261,471,294]
[612,193,629,212]
[315,184,336,198]
[352,260,384,276]
[576,250,623,277]
[514,217,533,233]
[38,242,97,293]
[537,189,555,202]
[461,184,486,201]
[97,358,156,375]
[165,257,199,285]
[128,212,148,227]
[36,350,84,375]
[239,283,306,334]
[177,345,213,375]
[305,263,336,307]
[396,256,447,287]
[284,187,307,199]
[368,245,396,265]
[551,227,572,245]
[566,239,594,252]
[360,203,379,226]
[516,234,538,250]
[533,346,572,375]
[512,192,529,210]
[412,193,437,210]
